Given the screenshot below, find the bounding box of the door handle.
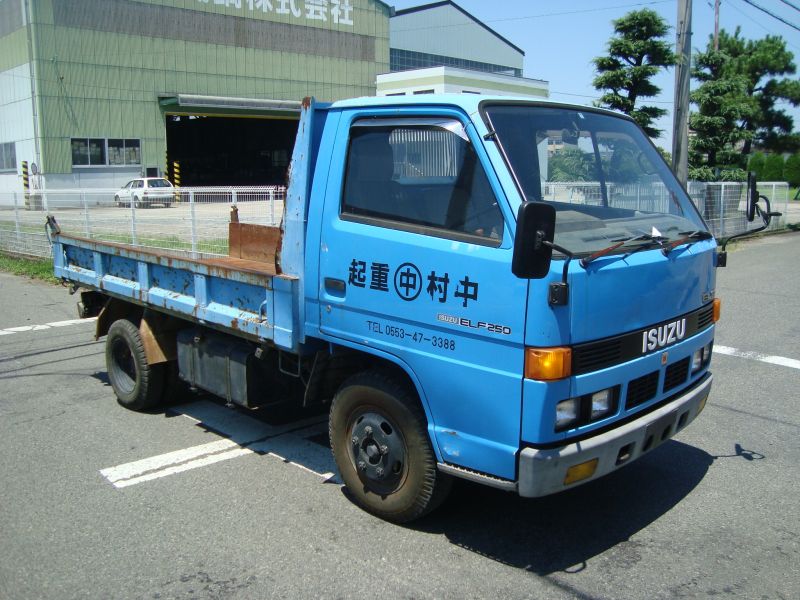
[324,277,346,297]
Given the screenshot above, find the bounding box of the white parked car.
[115,178,175,208]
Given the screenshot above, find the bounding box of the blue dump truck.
[49,95,778,522]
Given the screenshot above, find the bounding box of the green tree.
[762,154,785,181]
[785,153,800,187]
[592,9,676,138]
[689,35,756,176]
[747,152,766,179]
[706,30,800,155]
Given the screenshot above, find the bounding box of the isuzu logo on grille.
[641,318,686,353]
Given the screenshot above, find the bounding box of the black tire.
[114,195,121,207]
[133,196,141,209]
[329,371,452,523]
[105,319,166,411]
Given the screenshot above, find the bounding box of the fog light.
[556,398,580,431]
[590,389,614,420]
[564,458,599,485]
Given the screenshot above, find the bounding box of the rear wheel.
[105,319,166,410]
[329,371,452,523]
[114,195,121,207]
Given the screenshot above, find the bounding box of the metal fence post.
[269,188,275,224]
[231,188,237,207]
[82,190,91,237]
[718,183,726,238]
[190,190,197,257]
[130,193,137,246]
[13,191,22,250]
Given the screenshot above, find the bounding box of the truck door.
[317,114,528,480]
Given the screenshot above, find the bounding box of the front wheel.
[329,371,452,523]
[105,319,166,410]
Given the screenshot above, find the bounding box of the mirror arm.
[719,194,782,255]
[541,240,574,306]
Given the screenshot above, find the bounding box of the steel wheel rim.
[347,407,408,494]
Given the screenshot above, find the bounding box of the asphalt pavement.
[0,233,798,599]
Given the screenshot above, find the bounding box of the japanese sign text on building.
[196,0,355,26]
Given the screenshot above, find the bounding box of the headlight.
[590,389,614,420]
[691,348,704,373]
[555,387,618,432]
[692,342,714,374]
[555,398,580,431]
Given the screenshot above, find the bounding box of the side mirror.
[746,171,757,222]
[512,202,556,279]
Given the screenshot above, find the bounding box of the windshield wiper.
[661,230,714,255]
[580,233,668,267]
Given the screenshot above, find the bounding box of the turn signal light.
[525,347,572,381]
[713,298,722,322]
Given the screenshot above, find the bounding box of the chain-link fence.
[0,186,285,259]
[0,182,790,260]
[543,181,789,238]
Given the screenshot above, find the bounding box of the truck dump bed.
[51,221,300,350]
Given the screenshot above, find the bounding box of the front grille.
[696,304,714,329]
[664,357,690,392]
[572,341,623,373]
[571,303,716,376]
[626,371,659,409]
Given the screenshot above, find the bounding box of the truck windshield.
[482,104,707,256]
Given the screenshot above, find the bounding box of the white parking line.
[714,345,800,371]
[0,317,96,336]
[99,400,336,489]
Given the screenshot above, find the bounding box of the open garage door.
[161,95,302,187]
[166,115,298,187]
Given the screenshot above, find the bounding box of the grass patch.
[790,187,799,201]
[0,253,58,283]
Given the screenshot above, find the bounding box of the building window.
[108,139,141,165]
[0,142,16,172]
[72,138,141,167]
[390,48,522,78]
[413,89,435,95]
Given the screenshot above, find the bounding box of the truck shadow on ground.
[411,441,714,576]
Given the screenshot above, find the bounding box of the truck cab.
[306,96,717,513]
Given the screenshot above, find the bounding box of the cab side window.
[341,120,504,245]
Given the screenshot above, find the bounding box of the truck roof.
[329,93,627,120]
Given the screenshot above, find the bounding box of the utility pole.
[713,0,721,51]
[672,0,692,186]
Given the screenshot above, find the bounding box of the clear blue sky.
[389,0,800,149]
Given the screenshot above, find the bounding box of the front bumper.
[517,374,712,497]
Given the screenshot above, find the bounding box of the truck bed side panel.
[54,236,299,348]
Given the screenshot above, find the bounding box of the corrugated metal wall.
[26,0,390,174]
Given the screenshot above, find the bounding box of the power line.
[778,0,800,13]
[739,0,800,32]
[393,1,673,32]
[725,0,800,52]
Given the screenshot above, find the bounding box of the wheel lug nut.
[351,436,359,445]
[380,445,388,455]
[364,426,373,437]
[376,467,384,478]
[357,461,366,471]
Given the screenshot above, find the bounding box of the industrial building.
[0,0,391,191]
[380,1,548,97]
